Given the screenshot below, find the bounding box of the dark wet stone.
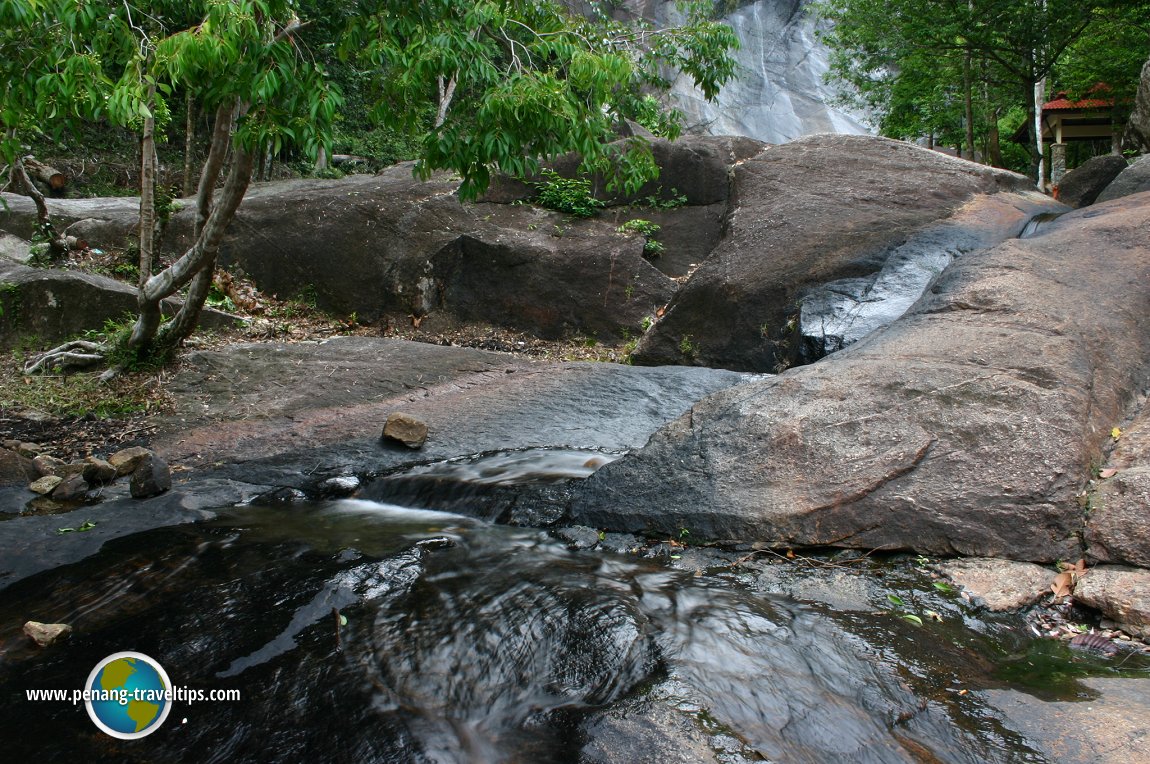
[555,525,602,550]
[51,473,90,502]
[129,454,172,499]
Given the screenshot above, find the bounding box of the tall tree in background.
[0,0,117,251]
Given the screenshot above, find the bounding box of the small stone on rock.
[109,446,153,476]
[51,473,90,501]
[130,454,172,499]
[17,442,43,459]
[82,457,118,486]
[382,412,429,449]
[29,475,63,495]
[23,621,72,647]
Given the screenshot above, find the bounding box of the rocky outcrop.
[1087,386,1150,568]
[0,260,236,351]
[631,134,1060,372]
[1122,55,1150,154]
[1056,154,1128,208]
[155,146,743,341]
[1097,155,1150,203]
[0,193,141,248]
[567,192,1150,562]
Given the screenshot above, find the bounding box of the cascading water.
[3,454,1145,762]
[635,0,870,143]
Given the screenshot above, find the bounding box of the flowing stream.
[1,451,1146,762]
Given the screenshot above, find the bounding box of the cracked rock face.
[569,192,1150,561]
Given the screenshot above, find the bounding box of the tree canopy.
[815,0,1150,177]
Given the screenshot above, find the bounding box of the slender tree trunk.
[963,49,975,160]
[436,74,459,128]
[138,82,158,288]
[134,146,254,351]
[1033,77,1046,189]
[182,91,196,198]
[127,100,249,353]
[7,144,67,257]
[987,107,1003,167]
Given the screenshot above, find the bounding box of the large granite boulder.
[629,134,1057,372]
[1056,154,1129,208]
[0,260,236,351]
[1097,154,1150,203]
[158,138,763,341]
[566,192,1150,562]
[0,193,141,246]
[164,169,678,341]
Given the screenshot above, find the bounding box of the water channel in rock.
[1,450,1147,762]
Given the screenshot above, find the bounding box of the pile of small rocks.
[3,440,171,500]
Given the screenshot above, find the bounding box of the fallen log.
[22,156,67,192]
[331,154,372,166]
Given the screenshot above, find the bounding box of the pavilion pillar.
[1051,143,1067,190]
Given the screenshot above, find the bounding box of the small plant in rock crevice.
[616,218,664,258]
[535,170,604,218]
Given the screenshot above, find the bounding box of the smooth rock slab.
[987,679,1150,764]
[934,558,1053,611]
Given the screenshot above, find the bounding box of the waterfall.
[632,0,871,143]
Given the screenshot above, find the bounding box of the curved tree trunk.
[7,147,67,257]
[129,145,254,353]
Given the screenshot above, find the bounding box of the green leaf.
[900,613,924,626]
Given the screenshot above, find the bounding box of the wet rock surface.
[6,507,1128,763]
[149,336,752,487]
[987,678,1150,764]
[569,188,1150,562]
[631,134,1056,372]
[935,558,1054,612]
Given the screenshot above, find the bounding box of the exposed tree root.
[24,341,109,375]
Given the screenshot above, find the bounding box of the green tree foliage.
[346,0,738,199]
[816,0,1149,176]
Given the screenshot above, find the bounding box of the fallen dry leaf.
[1099,468,1118,479]
[1051,570,1075,598]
